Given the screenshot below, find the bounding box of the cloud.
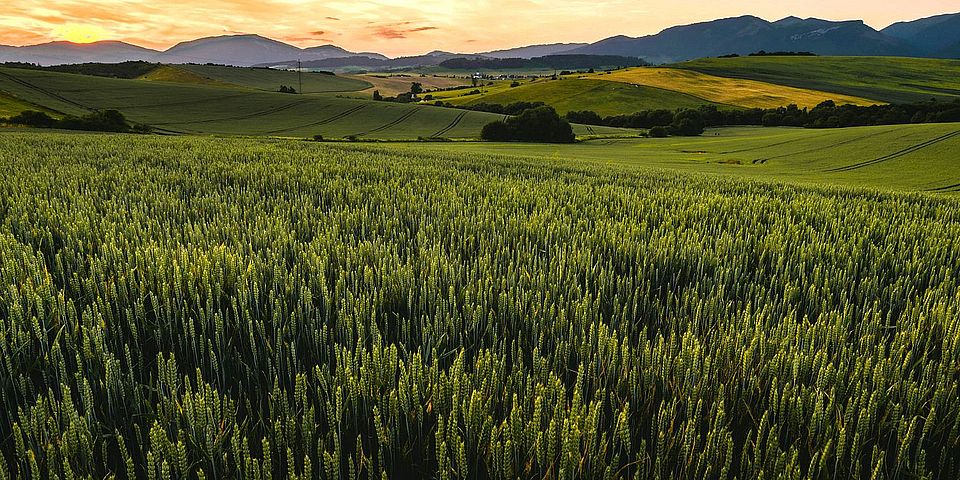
[372,24,438,39]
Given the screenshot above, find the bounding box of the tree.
[648,126,670,138]
[480,121,512,141]
[671,109,705,136]
[565,110,603,125]
[410,82,424,95]
[373,90,383,101]
[481,106,575,143]
[6,110,56,128]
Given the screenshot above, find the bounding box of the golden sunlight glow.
[54,24,110,43]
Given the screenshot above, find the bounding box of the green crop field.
[0,130,959,480]
[433,78,727,116]
[394,123,960,193]
[677,56,960,104]
[173,64,373,93]
[0,91,46,117]
[0,67,632,139]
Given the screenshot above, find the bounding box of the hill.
[392,122,960,192]
[568,15,917,63]
[882,13,960,58]
[171,64,372,93]
[479,43,587,59]
[582,68,877,108]
[430,67,879,115]
[434,78,726,116]
[677,56,960,104]
[0,67,625,138]
[0,40,161,66]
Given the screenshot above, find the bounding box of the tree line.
[567,99,960,130]
[438,55,648,71]
[2,109,151,133]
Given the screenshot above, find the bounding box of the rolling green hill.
[435,78,727,116]
[173,64,373,93]
[677,56,960,104]
[387,122,960,193]
[0,67,627,139]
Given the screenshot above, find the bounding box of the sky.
[1,0,957,57]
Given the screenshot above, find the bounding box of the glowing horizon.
[1,0,957,57]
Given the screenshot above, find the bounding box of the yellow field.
[343,74,474,97]
[589,67,880,108]
[138,66,236,88]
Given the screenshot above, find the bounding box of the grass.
[1,130,958,479]
[341,73,472,98]
[173,64,372,93]
[384,122,960,193]
[677,56,960,104]
[0,91,48,117]
[586,67,880,108]
[432,78,727,116]
[0,67,543,139]
[138,65,238,88]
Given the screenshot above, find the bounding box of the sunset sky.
[1,0,957,57]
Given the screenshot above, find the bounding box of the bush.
[480,121,512,141]
[565,110,603,126]
[58,110,130,132]
[6,110,56,128]
[671,110,705,136]
[481,106,575,143]
[648,126,670,138]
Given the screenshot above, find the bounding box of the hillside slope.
[568,16,917,63]
[0,67,510,139]
[677,56,960,104]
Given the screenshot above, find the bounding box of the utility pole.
[298,58,303,94]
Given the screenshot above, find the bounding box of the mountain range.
[0,12,957,67]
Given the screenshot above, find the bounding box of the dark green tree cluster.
[564,100,960,130]
[2,109,149,133]
[481,106,576,143]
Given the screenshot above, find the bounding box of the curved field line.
[826,129,960,172]
[262,104,368,135]
[152,101,306,126]
[748,128,900,164]
[926,182,960,192]
[430,111,467,138]
[114,92,257,109]
[356,107,421,137]
[0,70,91,112]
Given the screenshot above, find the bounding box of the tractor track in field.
[430,111,468,138]
[749,128,899,165]
[355,107,420,137]
[926,182,960,193]
[0,70,91,113]
[584,125,597,135]
[116,92,256,109]
[152,101,307,126]
[262,104,368,135]
[826,129,960,172]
